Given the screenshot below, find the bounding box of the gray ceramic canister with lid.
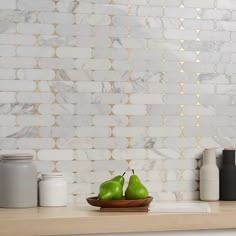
[0,154,38,208]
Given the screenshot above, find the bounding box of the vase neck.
[223,149,235,165]
[203,149,216,165]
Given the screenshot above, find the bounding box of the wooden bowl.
[86,196,153,208]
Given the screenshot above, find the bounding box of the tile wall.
[0,0,236,203]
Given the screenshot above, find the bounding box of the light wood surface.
[0,201,236,236]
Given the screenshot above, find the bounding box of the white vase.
[200,148,219,201]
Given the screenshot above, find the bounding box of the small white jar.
[39,173,67,207]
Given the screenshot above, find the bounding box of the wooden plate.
[86,196,153,208]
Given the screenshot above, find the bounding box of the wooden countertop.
[0,201,236,236]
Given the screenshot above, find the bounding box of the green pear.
[98,172,125,200]
[98,181,123,200]
[125,169,149,200]
[111,172,126,187]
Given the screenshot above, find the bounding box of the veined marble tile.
[17,23,55,35]
[34,161,54,173]
[38,81,75,93]
[76,127,111,137]
[149,0,181,7]
[0,127,37,138]
[165,7,198,18]
[76,59,111,70]
[17,138,55,149]
[183,0,214,8]
[38,104,74,115]
[129,137,164,149]
[17,46,54,57]
[112,149,147,160]
[92,26,128,37]
[164,138,198,148]
[68,36,111,48]
[148,127,182,137]
[60,2,93,14]
[0,34,36,45]
[56,115,92,127]
[129,115,162,126]
[0,80,36,91]
[0,115,16,126]
[68,183,91,195]
[17,92,55,104]
[200,9,231,20]
[38,149,74,161]
[56,47,91,58]
[38,58,75,69]
[0,104,36,115]
[164,29,197,40]
[0,69,16,79]
[164,181,198,191]
[0,57,36,69]
[93,115,128,126]
[217,0,236,10]
[0,45,16,56]
[56,160,92,172]
[38,12,74,25]
[200,31,230,42]
[75,172,111,183]
[183,19,214,30]
[39,127,75,138]
[130,94,163,104]
[56,24,92,36]
[129,160,164,171]
[93,137,128,148]
[76,104,111,115]
[92,93,128,104]
[0,92,16,103]
[76,14,111,26]
[164,116,197,126]
[0,22,16,33]
[17,0,55,11]
[0,0,16,9]
[92,160,128,171]
[113,0,145,5]
[75,81,111,93]
[164,95,197,104]
[57,138,93,149]
[56,92,91,104]
[113,105,147,115]
[113,127,147,137]
[17,69,55,81]
[0,10,36,22]
[75,149,111,160]
[17,115,55,126]
[56,70,93,81]
[1,0,236,201]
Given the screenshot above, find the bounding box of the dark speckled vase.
[220,149,236,201]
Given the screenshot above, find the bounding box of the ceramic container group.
[0,154,67,208]
[200,148,236,201]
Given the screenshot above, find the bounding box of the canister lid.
[42,172,64,178]
[1,153,34,160]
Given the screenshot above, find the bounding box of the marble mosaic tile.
[1,0,236,201]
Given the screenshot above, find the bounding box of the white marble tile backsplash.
[0,0,235,201]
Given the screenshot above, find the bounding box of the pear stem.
[132,169,134,175]
[122,172,126,176]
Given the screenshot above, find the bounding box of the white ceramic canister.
[200,148,219,201]
[39,173,67,207]
[0,154,38,208]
